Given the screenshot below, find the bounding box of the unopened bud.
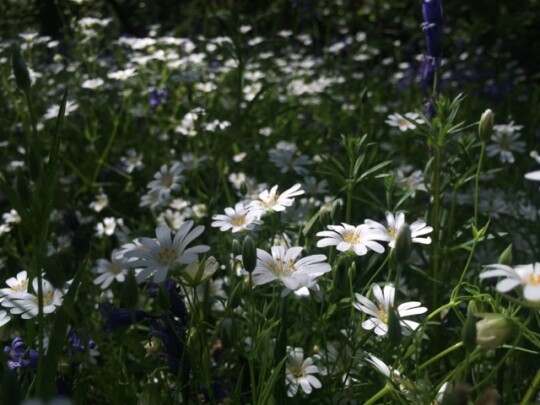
[232,239,242,256]
[242,235,257,273]
[497,244,512,266]
[476,314,515,349]
[478,109,494,142]
[11,44,31,92]
[461,313,477,352]
[394,224,413,263]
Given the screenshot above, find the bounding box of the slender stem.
[451,238,478,300]
[418,342,463,371]
[521,367,540,405]
[274,294,288,404]
[364,383,392,405]
[474,142,486,228]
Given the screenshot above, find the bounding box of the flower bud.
[461,313,477,352]
[394,223,413,263]
[232,239,242,256]
[10,44,31,92]
[476,314,515,349]
[242,235,257,273]
[478,109,494,142]
[182,256,219,286]
[497,243,512,266]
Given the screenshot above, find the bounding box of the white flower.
[3,209,21,224]
[385,112,424,132]
[81,78,104,89]
[211,202,262,233]
[0,310,10,327]
[285,347,323,397]
[120,149,144,173]
[43,100,79,120]
[365,212,433,248]
[365,353,401,381]
[89,193,109,212]
[251,246,331,296]
[95,217,122,238]
[480,263,540,302]
[248,184,304,216]
[147,162,185,198]
[486,129,526,164]
[6,278,64,319]
[316,223,390,256]
[353,284,427,336]
[0,270,29,304]
[268,142,312,175]
[107,67,137,81]
[92,250,128,289]
[124,222,210,283]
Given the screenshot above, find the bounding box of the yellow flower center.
[33,290,54,306]
[399,118,411,128]
[378,307,388,324]
[11,279,28,292]
[288,365,305,378]
[343,231,361,244]
[161,174,174,188]
[269,257,296,276]
[387,226,396,238]
[528,273,540,286]
[157,247,177,266]
[232,215,246,227]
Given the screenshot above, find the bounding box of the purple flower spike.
[423,24,443,58]
[422,0,444,27]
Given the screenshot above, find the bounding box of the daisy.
[147,162,185,198]
[285,347,323,397]
[92,250,129,289]
[268,142,312,175]
[251,246,331,296]
[479,263,540,302]
[316,223,390,256]
[486,130,526,164]
[248,184,304,216]
[0,270,29,304]
[43,100,79,121]
[124,222,210,284]
[6,278,64,319]
[107,67,137,81]
[211,202,262,233]
[385,112,424,132]
[353,284,427,336]
[365,212,433,248]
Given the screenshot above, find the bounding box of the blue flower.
[99,302,149,334]
[3,337,38,370]
[422,0,444,27]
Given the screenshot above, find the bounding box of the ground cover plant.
[1,0,540,403]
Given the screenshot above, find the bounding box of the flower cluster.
[211,184,304,233]
[317,212,432,257]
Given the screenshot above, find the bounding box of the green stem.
[521,367,540,405]
[274,294,288,404]
[474,142,486,228]
[430,140,442,306]
[418,342,463,371]
[365,383,392,405]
